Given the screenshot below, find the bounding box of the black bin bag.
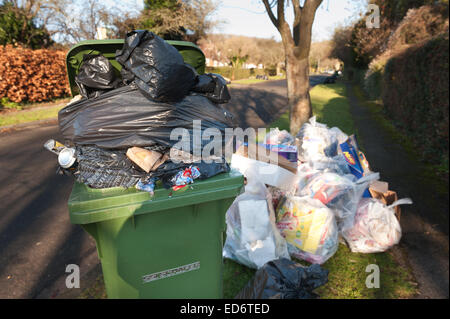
[193,73,231,104]
[75,54,121,99]
[235,258,329,299]
[116,30,197,102]
[58,83,235,150]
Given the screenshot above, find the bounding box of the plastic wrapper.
[136,178,156,194]
[149,160,230,189]
[115,30,197,102]
[342,198,412,253]
[267,186,288,211]
[58,84,234,150]
[235,258,328,299]
[75,54,121,99]
[276,196,339,264]
[223,171,290,269]
[170,166,201,186]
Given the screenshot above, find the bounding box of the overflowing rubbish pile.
[44,30,234,193]
[43,31,412,299]
[226,116,412,298]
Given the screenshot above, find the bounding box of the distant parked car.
[256,74,269,80]
[324,74,337,84]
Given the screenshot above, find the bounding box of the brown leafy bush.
[387,4,449,51]
[0,45,70,104]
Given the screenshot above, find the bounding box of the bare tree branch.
[261,0,279,28]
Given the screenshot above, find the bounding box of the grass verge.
[0,99,69,127]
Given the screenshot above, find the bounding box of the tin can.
[58,147,77,168]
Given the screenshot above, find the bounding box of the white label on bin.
[142,261,200,284]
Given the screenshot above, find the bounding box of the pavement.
[0,76,326,299]
[346,83,449,299]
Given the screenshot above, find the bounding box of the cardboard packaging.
[126,147,163,173]
[231,143,298,191]
[369,180,402,221]
[234,144,297,174]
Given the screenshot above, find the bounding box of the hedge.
[382,33,449,164]
[0,45,70,104]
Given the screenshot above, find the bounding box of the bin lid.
[68,170,244,225]
[66,38,206,96]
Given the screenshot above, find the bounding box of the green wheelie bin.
[68,171,243,298]
[65,38,244,298]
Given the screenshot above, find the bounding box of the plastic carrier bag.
[223,170,290,269]
[342,198,412,253]
[276,196,339,264]
[235,258,328,299]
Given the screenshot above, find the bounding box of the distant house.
[205,58,228,67]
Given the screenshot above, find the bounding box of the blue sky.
[209,0,366,41]
[118,0,366,42]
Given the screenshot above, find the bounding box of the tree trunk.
[261,0,322,135]
[286,53,312,135]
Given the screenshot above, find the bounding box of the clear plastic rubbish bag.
[223,170,290,269]
[297,172,379,232]
[295,117,341,161]
[342,198,412,253]
[276,196,339,264]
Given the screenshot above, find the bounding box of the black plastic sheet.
[73,146,144,189]
[75,54,121,99]
[235,258,328,299]
[115,30,197,102]
[58,84,234,150]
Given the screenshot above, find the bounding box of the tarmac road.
[0,76,326,298]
